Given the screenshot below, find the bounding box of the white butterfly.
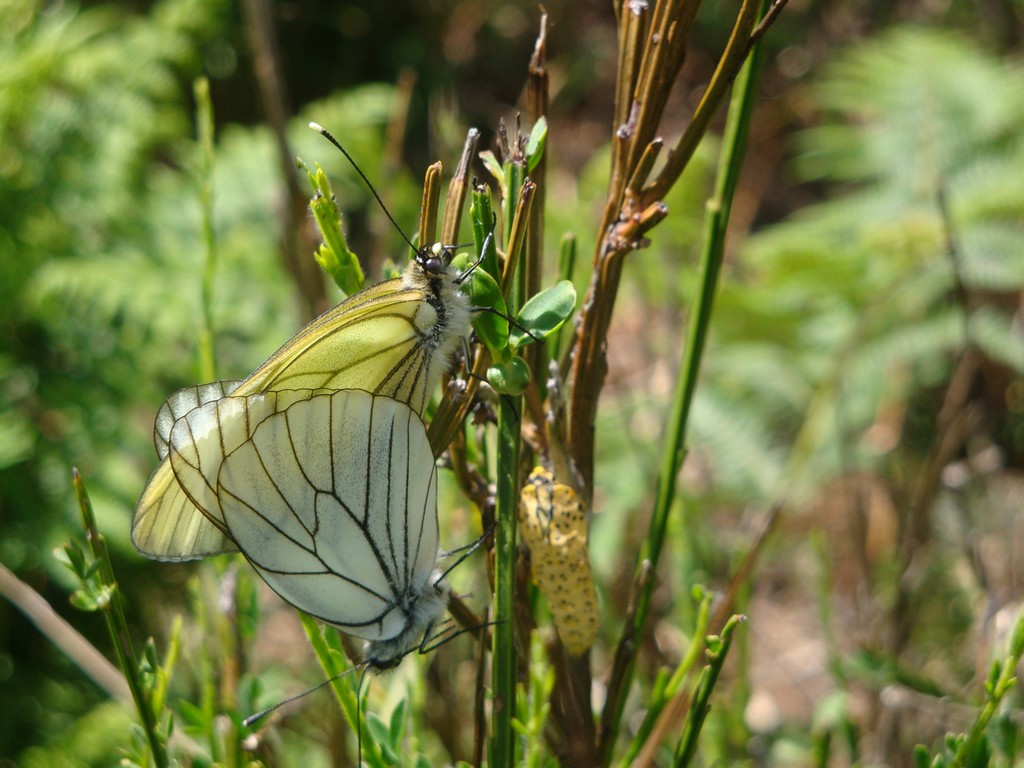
[132,246,471,561]
[166,387,449,666]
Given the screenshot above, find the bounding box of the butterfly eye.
[419,245,445,276]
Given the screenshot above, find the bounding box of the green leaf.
[388,698,407,749]
[1010,613,1024,658]
[526,117,548,172]
[480,150,507,199]
[366,711,398,763]
[176,700,206,731]
[143,638,159,671]
[992,711,1017,757]
[509,280,577,349]
[510,718,530,737]
[365,711,388,743]
[237,674,264,722]
[452,254,509,354]
[984,660,1001,695]
[965,735,992,768]
[488,357,531,395]
[69,591,99,612]
[56,542,86,577]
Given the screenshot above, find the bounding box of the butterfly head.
[416,241,456,279]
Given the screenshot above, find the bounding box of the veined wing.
[132,258,467,561]
[154,380,243,460]
[166,389,330,532]
[130,464,239,560]
[242,276,444,415]
[133,381,244,559]
[171,389,439,640]
[136,389,338,560]
[131,283,433,560]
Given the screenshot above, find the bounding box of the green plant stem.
[954,613,1024,765]
[491,392,522,768]
[599,4,771,758]
[300,614,387,768]
[194,77,217,383]
[491,170,535,768]
[673,615,746,767]
[618,592,712,767]
[72,469,169,768]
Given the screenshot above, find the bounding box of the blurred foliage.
[687,27,1024,500]
[0,0,424,759]
[590,22,1024,767]
[3,0,1024,764]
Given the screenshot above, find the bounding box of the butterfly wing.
[132,264,466,561]
[153,380,243,460]
[134,387,323,559]
[243,276,443,414]
[166,389,328,531]
[132,381,245,560]
[130,465,239,560]
[169,389,439,640]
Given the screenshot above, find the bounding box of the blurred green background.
[2,0,1024,764]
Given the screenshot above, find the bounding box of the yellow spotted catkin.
[518,467,598,655]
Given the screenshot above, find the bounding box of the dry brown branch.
[565,0,786,500]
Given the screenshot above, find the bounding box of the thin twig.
[566,0,788,498]
[672,615,747,766]
[642,0,759,203]
[0,561,130,700]
[73,470,169,768]
[441,128,481,245]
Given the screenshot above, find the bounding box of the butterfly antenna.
[309,122,420,255]
[458,220,541,346]
[243,663,364,727]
